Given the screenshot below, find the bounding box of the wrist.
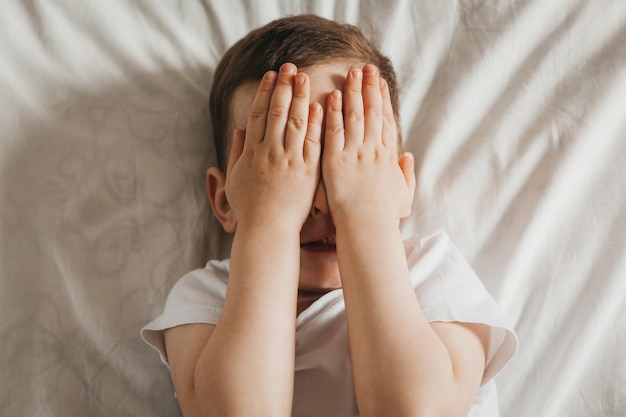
[334,211,401,245]
[229,219,302,291]
[332,208,400,231]
[235,219,301,244]
[235,210,303,236]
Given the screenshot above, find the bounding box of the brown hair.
[209,14,400,170]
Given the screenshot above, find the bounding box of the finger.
[226,128,245,174]
[246,71,277,145]
[380,77,398,150]
[324,90,345,154]
[285,72,310,154]
[362,64,383,146]
[343,68,364,148]
[265,63,297,147]
[303,102,323,163]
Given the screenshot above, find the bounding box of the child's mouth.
[301,236,337,252]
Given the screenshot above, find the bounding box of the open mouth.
[300,235,337,251]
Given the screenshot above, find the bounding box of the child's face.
[228,62,355,293]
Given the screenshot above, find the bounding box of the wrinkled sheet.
[1,1,625,416]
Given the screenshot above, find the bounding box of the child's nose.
[311,179,330,217]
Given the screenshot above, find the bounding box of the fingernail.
[363,64,377,75]
[295,73,306,85]
[310,102,322,113]
[264,71,276,82]
[352,69,362,80]
[281,63,296,73]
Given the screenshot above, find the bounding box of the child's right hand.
[224,63,323,232]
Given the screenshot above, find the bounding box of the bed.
[1,0,625,416]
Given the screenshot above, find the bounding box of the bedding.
[1,1,625,416]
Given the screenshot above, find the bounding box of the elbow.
[412,378,478,417]
[173,387,210,417]
[173,381,232,417]
[358,380,477,417]
[172,388,232,417]
[388,398,473,417]
[414,380,479,417]
[175,385,293,417]
[175,390,237,417]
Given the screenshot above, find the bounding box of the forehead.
[229,62,354,131]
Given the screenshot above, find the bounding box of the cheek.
[230,82,260,129]
[230,111,249,130]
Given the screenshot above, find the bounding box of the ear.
[206,167,237,233]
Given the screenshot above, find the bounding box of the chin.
[298,250,342,292]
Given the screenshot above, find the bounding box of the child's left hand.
[322,64,415,224]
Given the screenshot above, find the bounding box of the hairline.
[224,60,360,149]
[222,60,402,171]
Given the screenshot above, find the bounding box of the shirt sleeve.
[405,231,518,386]
[140,259,230,365]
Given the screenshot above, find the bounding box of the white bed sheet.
[1,1,625,416]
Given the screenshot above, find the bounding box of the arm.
[164,63,323,417]
[322,65,490,417]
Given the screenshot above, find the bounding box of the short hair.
[209,14,400,170]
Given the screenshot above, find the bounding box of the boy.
[142,14,516,417]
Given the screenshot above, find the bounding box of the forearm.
[191,224,300,417]
[336,216,469,417]
[174,62,322,417]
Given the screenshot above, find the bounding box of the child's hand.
[225,63,323,231]
[322,65,415,224]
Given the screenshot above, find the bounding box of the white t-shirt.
[142,230,518,416]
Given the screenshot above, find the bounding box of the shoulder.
[403,229,461,263]
[403,230,477,287]
[403,230,518,384]
[141,259,231,363]
[164,259,230,308]
[403,229,499,320]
